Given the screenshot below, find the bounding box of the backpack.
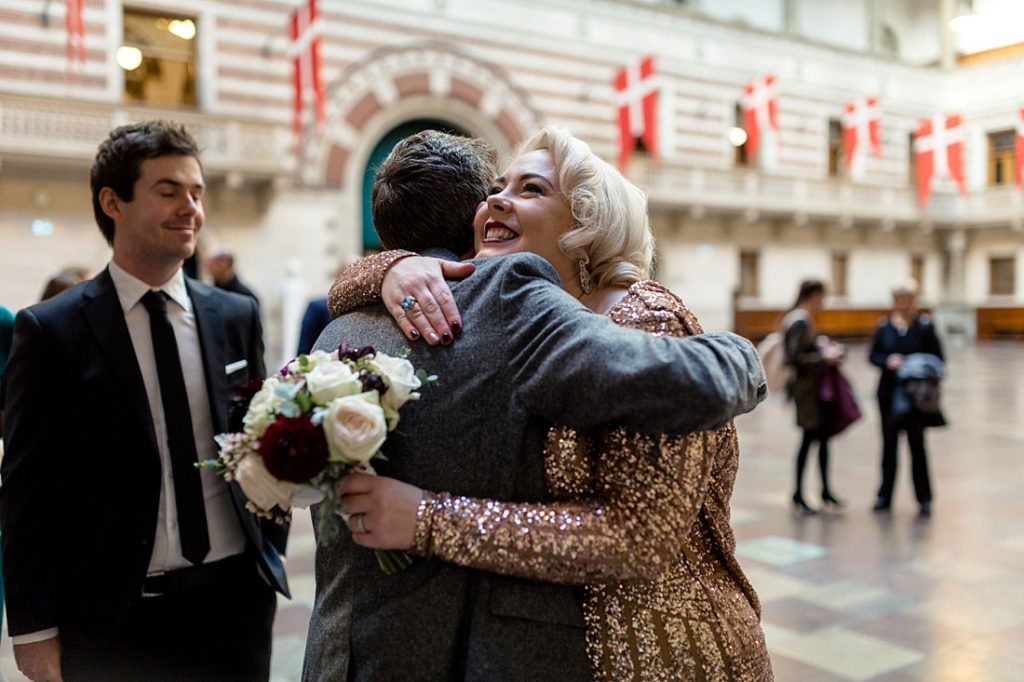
[756,331,789,393]
[756,308,809,394]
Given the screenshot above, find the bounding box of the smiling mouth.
[483,222,518,242]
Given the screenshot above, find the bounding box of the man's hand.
[14,637,62,682]
[382,257,473,345]
[338,473,423,550]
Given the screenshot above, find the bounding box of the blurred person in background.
[0,303,13,644]
[204,246,260,308]
[869,278,944,516]
[784,280,847,515]
[296,296,330,356]
[39,267,91,302]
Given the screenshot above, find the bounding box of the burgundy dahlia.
[359,369,389,396]
[259,414,329,483]
[227,378,265,433]
[337,343,375,362]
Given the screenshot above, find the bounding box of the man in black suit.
[0,121,288,681]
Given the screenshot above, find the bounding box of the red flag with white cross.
[1015,106,1023,189]
[66,0,85,68]
[289,0,326,140]
[913,114,967,207]
[741,74,780,170]
[613,56,659,171]
[841,96,881,179]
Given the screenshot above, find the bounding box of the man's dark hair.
[372,130,497,256]
[90,121,201,245]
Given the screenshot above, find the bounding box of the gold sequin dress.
[329,256,773,681]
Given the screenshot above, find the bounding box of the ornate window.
[121,9,197,107]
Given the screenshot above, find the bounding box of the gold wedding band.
[356,514,367,534]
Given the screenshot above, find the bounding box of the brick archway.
[299,42,539,188]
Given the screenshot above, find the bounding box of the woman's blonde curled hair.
[518,127,654,289]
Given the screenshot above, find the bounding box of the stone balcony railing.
[633,160,1024,229]
[2,94,1021,229]
[0,95,293,178]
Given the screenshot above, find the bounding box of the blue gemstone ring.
[401,296,416,310]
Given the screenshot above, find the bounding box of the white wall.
[700,0,785,32]
[795,0,869,51]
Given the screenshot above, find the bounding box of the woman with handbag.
[784,280,853,514]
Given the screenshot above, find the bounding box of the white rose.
[286,349,333,375]
[305,360,362,405]
[243,376,282,437]
[234,453,296,512]
[322,392,388,463]
[370,353,422,411]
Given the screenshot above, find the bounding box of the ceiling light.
[116,45,143,71]
[168,19,196,40]
[728,126,748,147]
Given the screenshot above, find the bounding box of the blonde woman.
[331,128,772,680]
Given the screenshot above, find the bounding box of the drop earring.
[578,259,593,295]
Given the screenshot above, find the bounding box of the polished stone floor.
[1,342,1021,681]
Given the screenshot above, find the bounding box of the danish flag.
[913,114,967,207]
[841,96,881,179]
[741,74,780,169]
[613,56,659,171]
[1015,106,1023,188]
[66,0,85,68]
[289,0,326,139]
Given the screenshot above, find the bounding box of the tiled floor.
[1,341,1021,681]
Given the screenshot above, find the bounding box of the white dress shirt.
[10,263,248,645]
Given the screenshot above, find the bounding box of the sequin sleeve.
[410,281,722,584]
[326,250,417,319]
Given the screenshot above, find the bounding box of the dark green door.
[361,118,470,251]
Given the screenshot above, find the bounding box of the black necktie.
[141,290,210,565]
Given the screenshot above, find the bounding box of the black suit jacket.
[0,268,288,645]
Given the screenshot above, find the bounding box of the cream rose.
[233,453,296,512]
[370,353,422,411]
[305,359,362,405]
[322,392,388,463]
[242,376,282,437]
[286,349,333,375]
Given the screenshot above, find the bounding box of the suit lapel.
[82,269,158,453]
[186,278,230,434]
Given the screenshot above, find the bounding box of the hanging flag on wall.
[1015,106,1023,189]
[913,114,967,207]
[66,0,85,68]
[613,55,659,171]
[289,0,326,140]
[741,74,780,170]
[841,96,881,180]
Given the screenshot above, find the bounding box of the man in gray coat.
[302,131,766,681]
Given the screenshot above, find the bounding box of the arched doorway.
[360,118,471,251]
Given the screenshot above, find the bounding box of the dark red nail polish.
[442,332,452,345]
[452,321,462,336]
[409,329,420,340]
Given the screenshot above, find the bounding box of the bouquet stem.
[375,549,413,574]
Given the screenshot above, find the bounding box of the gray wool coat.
[301,252,766,682]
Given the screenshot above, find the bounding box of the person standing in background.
[784,280,846,515]
[39,267,91,302]
[0,121,288,681]
[869,278,944,516]
[0,303,15,642]
[296,296,330,356]
[204,246,260,308]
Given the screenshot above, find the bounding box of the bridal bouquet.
[206,344,435,573]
